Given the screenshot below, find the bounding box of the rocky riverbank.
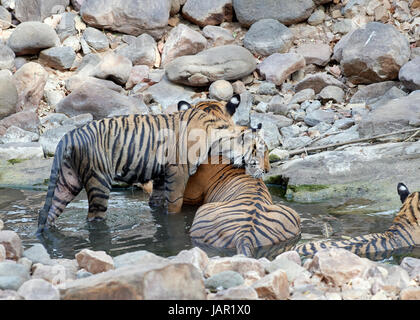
[0,222,419,300]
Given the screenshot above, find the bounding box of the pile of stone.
[0,221,419,300]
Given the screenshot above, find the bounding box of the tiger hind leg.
[84,174,111,222]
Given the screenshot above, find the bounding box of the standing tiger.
[37,95,252,233]
[294,183,420,260]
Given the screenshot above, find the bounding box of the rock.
[307,9,325,26]
[145,77,195,112]
[269,148,289,162]
[304,109,336,127]
[82,27,109,52]
[0,44,15,71]
[162,24,207,66]
[295,72,346,94]
[205,256,265,279]
[243,19,294,56]
[92,52,132,85]
[358,91,420,138]
[0,231,23,260]
[209,80,233,101]
[257,53,305,86]
[125,65,149,90]
[71,0,84,10]
[313,125,360,147]
[22,244,52,266]
[399,57,420,91]
[349,81,399,105]
[400,257,420,281]
[257,82,277,96]
[113,250,168,269]
[115,33,158,67]
[0,289,22,300]
[380,265,410,294]
[400,287,420,300]
[282,136,312,150]
[292,42,331,66]
[210,285,259,300]
[0,142,44,160]
[202,25,234,47]
[0,261,29,290]
[204,270,244,291]
[13,62,49,111]
[75,249,114,274]
[182,0,233,27]
[266,258,307,283]
[335,22,411,84]
[39,46,76,71]
[166,45,256,86]
[332,19,355,34]
[80,0,171,39]
[170,247,209,273]
[14,0,68,22]
[250,112,284,149]
[317,85,345,103]
[0,126,39,143]
[40,112,69,130]
[252,269,289,300]
[76,269,92,279]
[0,110,40,135]
[65,74,122,93]
[32,262,72,284]
[232,91,252,126]
[308,248,373,287]
[39,125,76,156]
[233,0,315,27]
[7,21,60,55]
[61,113,93,127]
[56,12,77,41]
[0,5,11,29]
[289,88,315,105]
[60,263,206,300]
[0,245,5,262]
[0,220,2,230]
[0,70,18,119]
[62,35,81,52]
[334,118,355,130]
[17,279,59,300]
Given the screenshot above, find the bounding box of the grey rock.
[399,57,420,91]
[70,0,84,11]
[317,85,345,103]
[350,81,400,105]
[182,0,233,27]
[80,0,171,39]
[204,270,244,291]
[232,91,253,126]
[282,135,312,150]
[280,125,304,138]
[92,52,133,85]
[39,125,77,156]
[0,110,40,134]
[0,5,11,29]
[113,250,168,269]
[17,279,60,300]
[336,22,411,84]
[307,9,325,26]
[334,118,355,130]
[76,269,92,279]
[0,261,30,290]
[0,44,15,70]
[82,27,109,52]
[165,45,256,86]
[369,86,407,110]
[0,126,39,144]
[62,35,81,53]
[257,53,305,86]
[56,12,77,41]
[14,0,68,22]
[7,21,60,55]
[332,19,354,34]
[257,82,277,96]
[292,42,331,67]
[209,80,233,101]
[115,33,158,67]
[202,25,234,47]
[304,109,336,127]
[243,19,294,56]
[313,125,359,146]
[0,70,18,119]
[267,95,290,115]
[295,72,346,94]
[289,88,315,105]
[250,112,283,149]
[233,0,315,27]
[56,82,148,120]
[39,46,76,70]
[62,113,93,127]
[23,244,52,265]
[302,100,321,113]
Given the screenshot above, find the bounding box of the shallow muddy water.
[1,186,419,263]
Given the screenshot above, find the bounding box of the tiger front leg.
[148,175,165,209]
[164,165,189,214]
[84,174,111,222]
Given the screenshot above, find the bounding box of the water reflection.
[0,186,419,262]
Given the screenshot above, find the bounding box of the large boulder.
[161,24,207,66]
[334,22,411,84]
[257,53,305,86]
[0,70,18,119]
[39,46,76,71]
[80,0,171,39]
[165,45,256,86]
[233,0,315,27]
[55,82,148,120]
[243,19,294,56]
[398,57,420,91]
[14,0,69,22]
[181,0,233,27]
[115,34,158,67]
[7,21,60,55]
[358,90,420,138]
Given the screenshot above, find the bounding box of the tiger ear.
[397,183,410,203]
[226,94,241,116]
[178,101,191,111]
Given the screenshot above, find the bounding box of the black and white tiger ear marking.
[397,182,410,203]
[226,94,241,116]
[178,101,191,111]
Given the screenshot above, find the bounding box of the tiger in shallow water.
[294,183,420,260]
[37,95,254,233]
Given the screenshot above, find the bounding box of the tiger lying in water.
[294,183,420,260]
[37,95,256,233]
